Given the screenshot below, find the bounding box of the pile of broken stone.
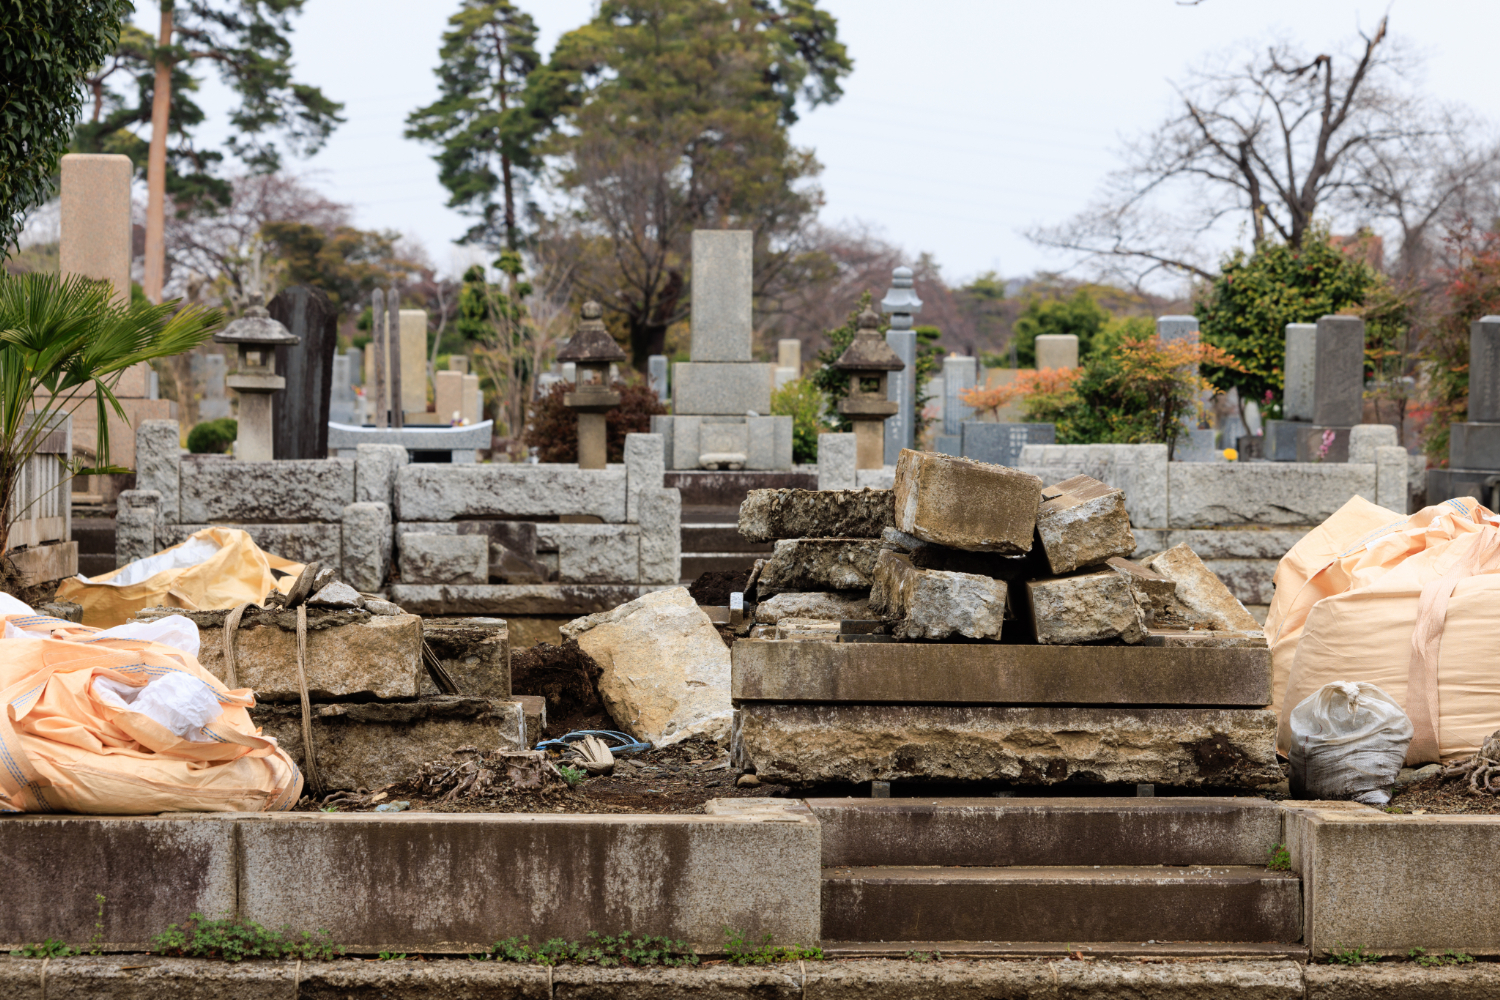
[740,449,1262,644]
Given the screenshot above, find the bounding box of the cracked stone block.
[1107,556,1176,621]
[893,448,1040,553]
[1036,474,1135,574]
[757,539,882,596]
[739,489,895,542]
[753,592,871,624]
[402,533,488,585]
[868,549,1006,640]
[1026,568,1146,645]
[1146,543,1261,632]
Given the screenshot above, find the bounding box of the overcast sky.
[131,1,1500,292]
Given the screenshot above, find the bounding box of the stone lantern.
[556,301,627,470]
[835,307,905,470]
[215,291,299,461]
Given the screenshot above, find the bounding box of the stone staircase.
[810,797,1303,957]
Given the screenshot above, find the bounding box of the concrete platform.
[820,865,1303,944]
[0,804,819,953]
[811,797,1285,867]
[734,704,1283,787]
[732,641,1271,706]
[820,940,1309,961]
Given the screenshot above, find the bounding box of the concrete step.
[821,865,1302,944]
[811,797,1284,867]
[821,940,1308,961]
[681,523,772,553]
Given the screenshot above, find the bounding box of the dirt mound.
[509,640,617,737]
[688,569,749,606]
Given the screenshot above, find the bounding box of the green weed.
[378,951,407,961]
[557,764,587,788]
[483,931,698,967]
[150,913,342,962]
[1408,947,1474,968]
[1330,944,1382,965]
[723,928,823,965]
[88,894,105,956]
[1266,843,1292,872]
[10,938,75,959]
[905,949,941,962]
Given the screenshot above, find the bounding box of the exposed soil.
[295,735,794,815]
[509,641,618,737]
[687,569,749,607]
[1387,771,1500,815]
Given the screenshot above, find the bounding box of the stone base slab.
[0,803,818,954]
[249,697,524,791]
[5,540,77,586]
[811,796,1285,867]
[733,704,1282,788]
[388,583,669,616]
[731,641,1271,706]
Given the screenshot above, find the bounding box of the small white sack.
[93,673,224,741]
[1290,681,1414,805]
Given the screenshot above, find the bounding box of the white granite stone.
[116,490,161,565]
[817,433,856,491]
[341,502,391,593]
[1167,462,1375,527]
[401,532,489,585]
[1376,445,1410,514]
[355,444,408,504]
[394,464,627,522]
[690,230,753,362]
[637,487,682,585]
[672,362,772,415]
[1349,424,1399,464]
[135,420,181,522]
[1283,324,1318,422]
[179,458,354,523]
[624,433,665,523]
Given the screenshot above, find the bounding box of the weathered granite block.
[420,618,509,698]
[115,489,161,565]
[135,419,180,522]
[894,448,1040,553]
[1167,463,1374,527]
[1132,527,1311,560]
[557,525,641,584]
[1027,568,1146,644]
[174,607,423,701]
[342,502,392,593]
[882,527,1035,579]
[1314,315,1366,427]
[395,465,627,522]
[1107,556,1176,620]
[672,362,772,415]
[734,704,1282,787]
[387,584,659,616]
[180,458,355,523]
[867,549,1006,640]
[753,591,871,623]
[739,488,895,542]
[817,433,856,491]
[746,415,793,471]
[1376,446,1411,514]
[624,433,664,523]
[699,421,748,464]
[1283,324,1318,422]
[355,444,408,504]
[637,487,682,585]
[1348,424,1399,464]
[1036,474,1135,574]
[1146,543,1261,632]
[758,538,882,595]
[250,697,523,790]
[402,533,488,585]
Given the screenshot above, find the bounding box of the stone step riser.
[811,797,1285,867]
[821,868,1302,944]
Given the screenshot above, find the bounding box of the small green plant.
[151,913,342,962]
[484,932,698,967]
[905,949,941,962]
[10,938,75,958]
[723,928,823,965]
[557,764,587,788]
[320,805,339,813]
[1266,843,1292,871]
[1330,943,1382,965]
[187,417,237,454]
[1384,805,1407,814]
[378,951,407,961]
[88,894,105,956]
[770,378,826,465]
[1408,947,1474,968]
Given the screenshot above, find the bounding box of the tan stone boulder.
[868,549,1007,640]
[561,587,730,746]
[1036,474,1135,574]
[1026,569,1147,645]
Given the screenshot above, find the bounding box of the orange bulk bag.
[1267,495,1500,764]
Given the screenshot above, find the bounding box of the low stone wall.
[124,422,682,596]
[0,804,819,953]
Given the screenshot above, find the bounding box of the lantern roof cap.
[556,300,628,364]
[213,292,299,346]
[834,307,905,372]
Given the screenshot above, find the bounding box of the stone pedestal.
[1035,334,1079,369]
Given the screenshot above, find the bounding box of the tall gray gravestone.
[198,353,230,420]
[1157,315,1199,343]
[328,351,358,426]
[648,354,668,403]
[1264,323,1316,461]
[880,266,920,464]
[1432,316,1500,502]
[942,355,976,437]
[1294,315,1365,462]
[653,230,791,470]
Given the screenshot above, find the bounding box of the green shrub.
[151,913,341,962]
[770,378,826,464]
[523,380,665,463]
[187,418,237,454]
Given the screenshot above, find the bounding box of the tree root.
[1441,730,1500,795]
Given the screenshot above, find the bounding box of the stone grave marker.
[269,285,337,460]
[881,266,922,464]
